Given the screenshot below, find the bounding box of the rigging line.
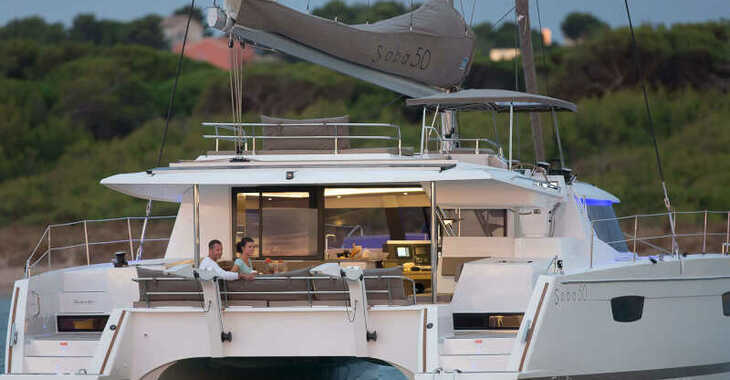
[552,108,565,168]
[493,6,516,30]
[469,0,477,28]
[229,36,236,127]
[459,0,465,18]
[383,94,405,109]
[513,8,521,162]
[513,8,520,92]
[623,0,678,256]
[234,42,246,153]
[491,110,500,148]
[536,0,564,168]
[156,0,195,167]
[229,35,239,148]
[366,0,370,23]
[138,0,196,261]
[241,44,248,150]
[470,5,514,58]
[409,0,414,31]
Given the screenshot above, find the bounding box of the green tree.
[561,12,608,41]
[69,13,166,49]
[0,39,40,79]
[53,57,156,139]
[312,0,413,24]
[124,15,166,49]
[69,14,104,44]
[0,16,67,43]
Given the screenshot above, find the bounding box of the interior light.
[260,192,310,199]
[324,187,424,197]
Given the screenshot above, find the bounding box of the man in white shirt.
[199,239,255,280]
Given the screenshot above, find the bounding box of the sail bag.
[233,0,475,89]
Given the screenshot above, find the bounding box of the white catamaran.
[4,0,730,379]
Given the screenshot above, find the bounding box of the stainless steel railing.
[133,275,418,306]
[25,216,175,278]
[421,123,502,155]
[589,210,730,267]
[202,122,403,155]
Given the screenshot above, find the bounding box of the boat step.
[26,334,101,356]
[440,332,516,355]
[23,356,93,374]
[439,354,510,373]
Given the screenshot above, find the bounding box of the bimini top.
[406,89,577,112]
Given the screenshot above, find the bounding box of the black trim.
[722,292,730,316]
[523,361,730,379]
[453,312,524,330]
[57,315,109,332]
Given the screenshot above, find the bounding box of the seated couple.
[200,238,257,281]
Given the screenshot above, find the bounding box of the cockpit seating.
[134,265,411,308]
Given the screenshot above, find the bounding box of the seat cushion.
[136,266,203,303]
[260,115,350,151]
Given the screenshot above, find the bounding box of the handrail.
[202,122,403,156]
[25,215,176,278]
[420,115,503,155]
[427,136,501,154]
[589,210,730,268]
[435,207,457,237]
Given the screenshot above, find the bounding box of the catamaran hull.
[4,257,729,379]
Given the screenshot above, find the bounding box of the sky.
[1,0,728,42]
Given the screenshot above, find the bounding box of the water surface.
[1,296,10,371]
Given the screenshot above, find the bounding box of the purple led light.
[575,196,617,207]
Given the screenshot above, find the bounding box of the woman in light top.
[232,237,257,276]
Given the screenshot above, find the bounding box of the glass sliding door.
[261,191,318,257]
[235,192,261,257]
[323,187,430,256]
[233,188,320,258]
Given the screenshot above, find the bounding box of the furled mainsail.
[231,0,475,89]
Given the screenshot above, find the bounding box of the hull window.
[611,296,644,322]
[57,315,109,332]
[453,313,524,330]
[723,292,730,316]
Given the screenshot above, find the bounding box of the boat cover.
[233,0,475,89]
[406,89,578,112]
[260,115,350,151]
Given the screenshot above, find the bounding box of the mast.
[515,0,545,162]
